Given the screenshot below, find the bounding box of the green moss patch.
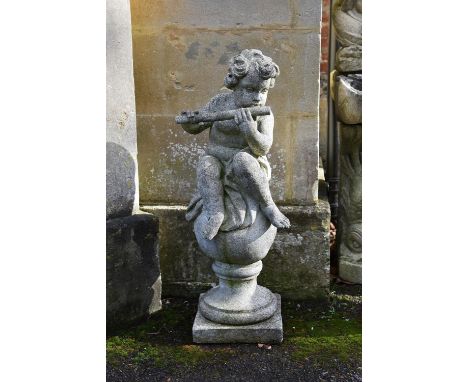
[106,336,212,367]
[282,292,362,365]
[107,285,362,370]
[107,299,233,369]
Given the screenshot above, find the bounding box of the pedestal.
[199,260,278,325]
[193,294,283,344]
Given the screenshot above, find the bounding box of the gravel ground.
[107,282,361,382]
[107,349,362,382]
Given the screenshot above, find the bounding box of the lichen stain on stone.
[288,0,300,28]
[279,40,298,64]
[284,117,297,201]
[185,41,201,60]
[262,32,274,46]
[168,70,195,91]
[276,233,305,248]
[204,47,214,58]
[217,42,241,65]
[118,111,129,129]
[167,32,187,51]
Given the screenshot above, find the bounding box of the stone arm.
[235,108,273,157]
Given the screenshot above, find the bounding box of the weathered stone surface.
[106,0,162,327]
[332,0,362,48]
[138,113,319,205]
[260,201,330,299]
[319,77,329,170]
[339,260,361,284]
[107,213,162,328]
[131,1,321,205]
[141,199,330,300]
[193,294,283,344]
[106,0,139,219]
[334,74,362,125]
[336,45,362,73]
[131,0,321,33]
[140,206,216,298]
[337,123,361,284]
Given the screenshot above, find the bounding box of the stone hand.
[234,108,256,135]
[181,110,197,123]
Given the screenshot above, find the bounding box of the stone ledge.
[141,199,330,300]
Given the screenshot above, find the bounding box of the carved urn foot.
[199,260,277,325]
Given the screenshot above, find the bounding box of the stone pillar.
[132,0,330,300]
[331,0,362,283]
[106,0,161,328]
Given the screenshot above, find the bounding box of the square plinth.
[193,294,283,344]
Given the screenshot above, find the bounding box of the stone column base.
[193,294,283,344]
[107,213,162,329]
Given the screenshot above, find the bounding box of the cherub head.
[224,49,280,108]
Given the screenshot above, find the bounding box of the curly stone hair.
[224,49,280,90]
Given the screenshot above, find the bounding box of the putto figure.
[177,49,290,240]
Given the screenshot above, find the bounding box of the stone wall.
[131,0,330,299]
[131,0,322,205]
[106,0,161,328]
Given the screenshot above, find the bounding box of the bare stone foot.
[202,212,225,240]
[261,204,290,228]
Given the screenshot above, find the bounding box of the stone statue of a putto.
[175,49,288,343]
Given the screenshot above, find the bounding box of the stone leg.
[231,151,289,228]
[197,155,225,239]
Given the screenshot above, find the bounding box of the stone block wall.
[131,0,330,299]
[131,0,322,205]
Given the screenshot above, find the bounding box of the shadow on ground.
[106,282,362,382]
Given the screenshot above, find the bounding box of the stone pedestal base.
[107,213,162,329]
[193,294,283,344]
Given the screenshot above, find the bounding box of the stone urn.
[193,211,278,325]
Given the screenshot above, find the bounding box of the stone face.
[193,294,283,344]
[106,0,139,219]
[107,213,162,328]
[338,124,361,284]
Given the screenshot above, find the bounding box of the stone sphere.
[194,211,277,265]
